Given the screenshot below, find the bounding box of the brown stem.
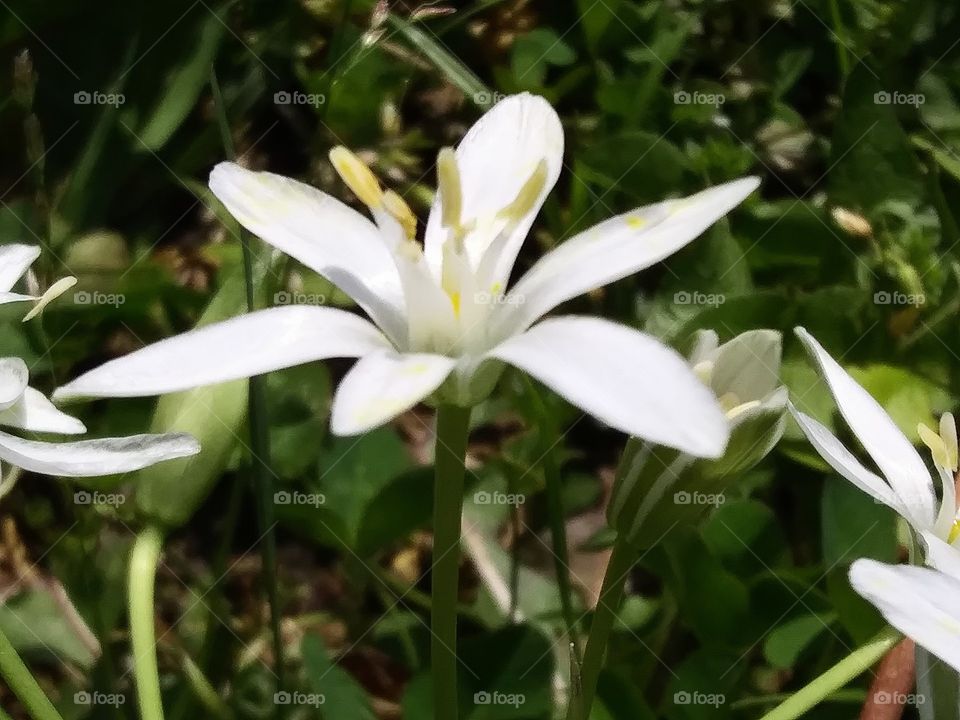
[859,638,915,720]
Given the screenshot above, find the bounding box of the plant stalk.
[432,404,471,720]
[129,526,165,720]
[758,628,900,720]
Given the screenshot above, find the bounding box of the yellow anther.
[498,159,548,223]
[437,147,463,231]
[23,276,77,322]
[329,146,383,208]
[919,422,951,470]
[383,190,418,240]
[717,392,742,415]
[950,518,960,544]
[626,215,647,229]
[449,291,461,318]
[941,412,958,471]
[692,360,714,386]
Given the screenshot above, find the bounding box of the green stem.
[210,68,285,706]
[571,535,634,720]
[523,379,580,661]
[758,628,900,720]
[432,404,471,720]
[129,526,165,720]
[0,625,63,720]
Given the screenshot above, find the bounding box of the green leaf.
[763,613,836,669]
[511,28,576,88]
[302,633,375,720]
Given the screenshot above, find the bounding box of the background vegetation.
[2,0,960,717]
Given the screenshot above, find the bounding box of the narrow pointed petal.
[487,316,729,457]
[423,94,564,282]
[0,430,199,477]
[850,559,960,674]
[920,532,960,580]
[0,358,29,411]
[54,306,390,401]
[0,291,35,305]
[209,163,407,343]
[788,403,911,522]
[0,387,86,434]
[494,177,759,339]
[0,245,40,292]
[795,327,936,527]
[331,351,456,436]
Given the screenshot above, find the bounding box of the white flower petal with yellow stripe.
[55,93,759,453]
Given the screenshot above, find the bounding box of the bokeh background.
[1,0,960,718]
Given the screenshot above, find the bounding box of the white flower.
[54,94,759,455]
[790,327,956,540]
[0,245,199,476]
[851,532,960,673]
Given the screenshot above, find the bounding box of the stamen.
[329,146,383,209]
[950,517,960,544]
[23,276,77,322]
[437,147,463,232]
[383,190,417,240]
[498,159,548,222]
[941,412,958,471]
[692,360,714,386]
[919,422,951,470]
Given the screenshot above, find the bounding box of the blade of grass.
[210,68,285,713]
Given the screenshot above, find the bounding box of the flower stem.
[571,535,634,720]
[432,404,471,720]
[758,628,900,720]
[0,624,63,720]
[129,525,165,720]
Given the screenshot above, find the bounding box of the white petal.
[0,292,35,305]
[494,177,759,339]
[0,358,29,411]
[0,387,86,434]
[0,429,199,477]
[331,351,456,436]
[788,403,912,522]
[22,276,77,322]
[54,306,390,401]
[487,316,729,457]
[209,163,407,343]
[423,93,564,284]
[0,245,40,293]
[850,559,960,673]
[795,328,936,527]
[921,532,960,581]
